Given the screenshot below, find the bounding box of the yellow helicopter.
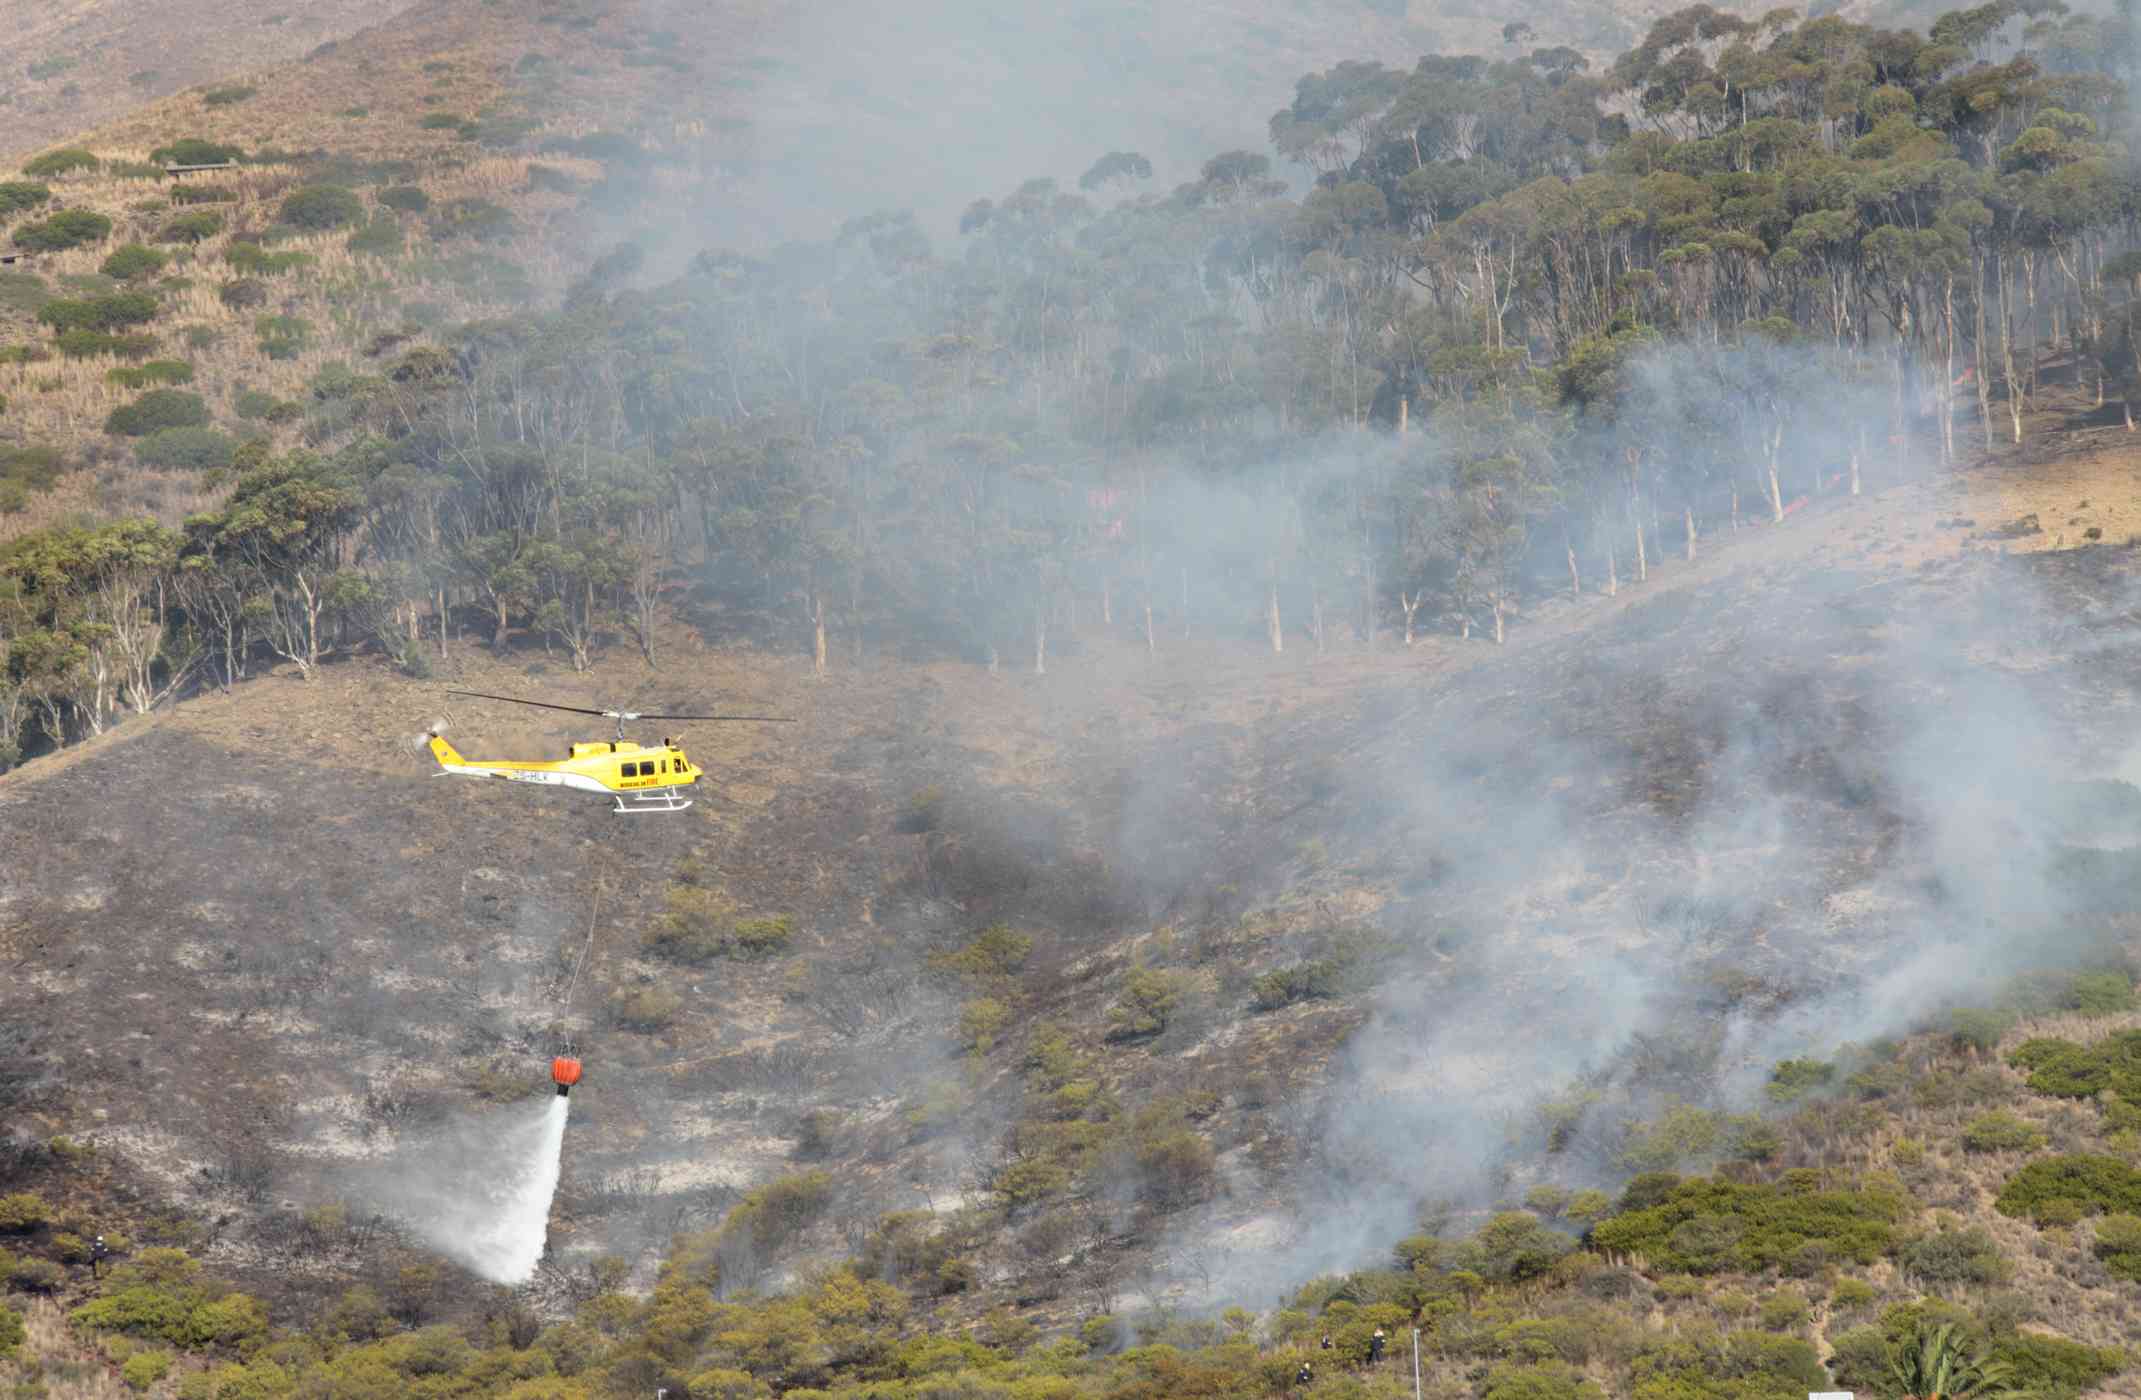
[426,689,791,814]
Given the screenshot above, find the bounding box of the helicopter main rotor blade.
[444,689,613,718]
[638,713,795,723]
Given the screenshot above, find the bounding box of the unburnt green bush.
[202,85,258,107]
[14,209,112,251]
[100,244,169,281]
[2011,1031,2141,1105]
[0,1193,48,1232]
[57,329,156,359]
[1107,967,1187,1040]
[226,242,314,275]
[348,215,404,257]
[1995,1153,2141,1220]
[0,1304,20,1360]
[255,314,312,360]
[157,211,224,244]
[171,183,236,205]
[107,359,193,388]
[105,389,208,436]
[0,182,51,216]
[135,427,236,471]
[37,292,159,333]
[279,185,365,230]
[1899,1226,2006,1288]
[1961,1111,2047,1154]
[378,184,431,213]
[21,149,99,178]
[149,139,242,166]
[609,983,682,1031]
[1590,1172,1911,1273]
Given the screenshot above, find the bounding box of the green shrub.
[226,242,314,275]
[1758,1286,1811,1330]
[378,184,431,213]
[220,278,268,310]
[2009,1032,2141,1100]
[255,314,311,360]
[1949,1007,2015,1053]
[0,272,49,315]
[1995,1153,2141,1220]
[14,209,113,251]
[202,85,258,107]
[1899,1226,2006,1287]
[610,983,681,1031]
[107,359,194,389]
[1458,1211,1577,1283]
[1961,1110,2047,1154]
[347,215,404,257]
[233,388,300,422]
[430,197,516,242]
[928,923,1033,981]
[99,244,169,281]
[1590,1173,1911,1273]
[0,1305,20,1360]
[419,112,468,130]
[56,329,156,359]
[106,389,208,436]
[0,446,64,498]
[0,1193,48,1232]
[2091,1211,2141,1279]
[157,211,224,244]
[121,1348,172,1388]
[0,181,51,215]
[1766,1058,1835,1103]
[135,426,236,470]
[1250,959,1347,1010]
[732,916,794,957]
[1830,1276,1878,1310]
[37,292,160,333]
[279,185,365,230]
[8,1255,63,1292]
[1106,967,1186,1040]
[171,183,236,205]
[959,998,1012,1054]
[1995,1332,2126,1393]
[2073,971,2136,1014]
[149,139,242,166]
[21,148,99,178]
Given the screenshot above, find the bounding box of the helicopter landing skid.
[613,788,693,815]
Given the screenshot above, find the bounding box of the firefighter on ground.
[89,1235,110,1279]
[1296,1360,1314,1387]
[1319,1332,1333,1351]
[1369,1328,1386,1363]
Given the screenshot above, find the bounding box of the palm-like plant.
[1889,1323,2014,1400]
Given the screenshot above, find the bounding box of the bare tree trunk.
[1634,518,1648,583]
[1144,599,1155,658]
[1267,583,1283,654]
[1850,427,1862,496]
[1605,545,1618,597]
[1311,588,1325,654]
[2000,258,2023,445]
[1400,591,1419,645]
[1730,483,1740,531]
[1034,606,1046,676]
[1102,576,1112,626]
[437,586,449,658]
[1492,594,1505,645]
[1766,422,1785,524]
[1566,537,1580,596]
[1684,506,1697,560]
[1179,566,1189,638]
[813,598,827,677]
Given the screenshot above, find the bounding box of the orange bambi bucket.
[551,1057,582,1096]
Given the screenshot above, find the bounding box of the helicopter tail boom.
[427,733,467,768]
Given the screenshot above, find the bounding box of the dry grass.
[0,1298,136,1399]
